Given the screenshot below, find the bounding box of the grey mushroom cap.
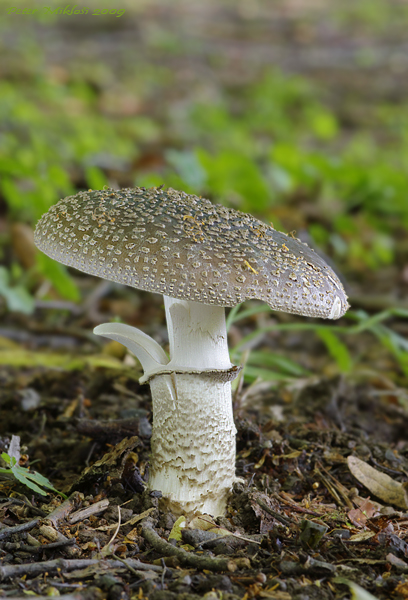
[34,187,349,319]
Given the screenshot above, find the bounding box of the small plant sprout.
[0,436,67,499]
[34,187,348,516]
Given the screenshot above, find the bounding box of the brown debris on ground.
[1,360,408,600]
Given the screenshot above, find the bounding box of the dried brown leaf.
[347,456,408,510]
[348,498,379,527]
[348,531,376,543]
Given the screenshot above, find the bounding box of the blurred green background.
[1,0,408,385]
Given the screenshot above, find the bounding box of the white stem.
[164,296,233,371]
[148,296,237,515]
[94,296,238,516]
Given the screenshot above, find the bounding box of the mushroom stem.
[148,296,238,515]
[149,371,237,516]
[163,295,233,371]
[94,296,239,516]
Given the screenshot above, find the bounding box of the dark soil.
[1,345,408,600]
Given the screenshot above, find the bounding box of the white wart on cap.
[34,186,348,319]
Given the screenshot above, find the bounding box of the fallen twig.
[0,557,162,581]
[275,492,325,517]
[44,492,83,527]
[39,524,80,558]
[69,499,109,524]
[3,537,77,553]
[280,555,336,576]
[140,520,249,572]
[255,498,297,526]
[3,587,104,600]
[197,516,261,545]
[0,518,40,541]
[0,496,48,517]
[314,463,353,510]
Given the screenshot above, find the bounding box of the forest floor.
[2,316,408,600]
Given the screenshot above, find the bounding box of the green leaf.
[0,452,14,466]
[36,254,80,302]
[168,516,186,541]
[166,149,207,189]
[241,366,294,383]
[14,465,66,497]
[197,148,270,211]
[227,302,270,329]
[317,329,352,373]
[0,178,24,215]
[0,452,67,499]
[85,165,108,190]
[11,466,50,496]
[0,267,35,314]
[309,109,338,140]
[246,351,311,377]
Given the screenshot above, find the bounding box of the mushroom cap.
[34,187,348,319]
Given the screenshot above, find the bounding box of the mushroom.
[34,186,348,516]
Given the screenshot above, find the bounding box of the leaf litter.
[0,361,408,599]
